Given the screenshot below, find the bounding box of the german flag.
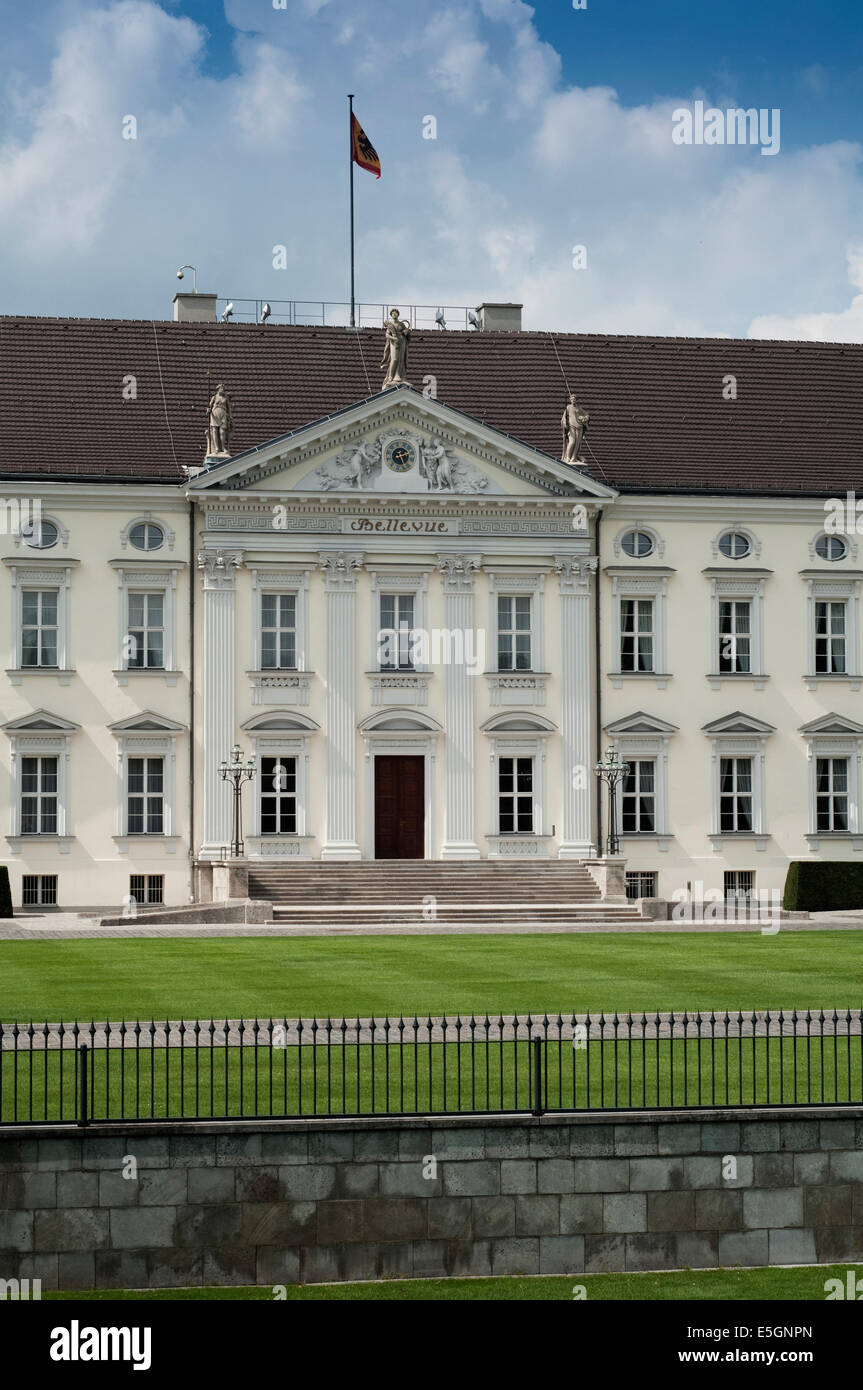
[351,113,381,178]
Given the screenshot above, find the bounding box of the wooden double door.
[374,755,425,859]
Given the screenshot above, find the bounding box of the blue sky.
[1,0,862,337]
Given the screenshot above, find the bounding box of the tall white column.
[198,550,243,857]
[439,554,481,859]
[320,551,363,860]
[555,555,598,859]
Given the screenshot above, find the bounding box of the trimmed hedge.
[783,860,863,912]
[0,866,12,918]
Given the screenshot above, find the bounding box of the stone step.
[247,860,613,913]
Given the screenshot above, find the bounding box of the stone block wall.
[1,1109,862,1289]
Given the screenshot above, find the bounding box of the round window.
[129,522,165,552]
[814,534,847,562]
[718,531,751,559]
[621,529,654,558]
[26,519,59,549]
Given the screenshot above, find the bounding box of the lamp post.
[593,746,630,857]
[219,744,256,858]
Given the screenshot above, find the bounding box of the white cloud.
[0,0,861,340]
[748,246,863,341]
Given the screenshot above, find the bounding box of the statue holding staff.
[206,383,234,457]
[561,392,590,463]
[380,308,412,388]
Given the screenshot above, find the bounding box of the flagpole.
[348,93,356,328]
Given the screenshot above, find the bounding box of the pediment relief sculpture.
[299,427,502,494]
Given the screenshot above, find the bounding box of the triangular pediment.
[605,711,679,736]
[2,708,80,733]
[108,711,186,734]
[187,386,616,502]
[702,711,776,736]
[799,712,863,736]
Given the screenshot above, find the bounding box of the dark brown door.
[374,756,425,859]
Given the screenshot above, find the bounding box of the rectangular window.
[20,755,58,834]
[260,593,297,670]
[260,756,298,834]
[129,874,164,905]
[815,601,847,674]
[379,594,415,670]
[621,759,656,833]
[620,598,654,672]
[21,589,59,668]
[498,756,534,833]
[724,870,755,907]
[718,600,751,673]
[127,756,164,834]
[497,595,532,671]
[127,592,165,669]
[626,871,658,901]
[22,874,58,906]
[816,757,849,832]
[719,756,753,832]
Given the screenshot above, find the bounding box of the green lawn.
[43,1265,863,1300]
[2,931,862,1019]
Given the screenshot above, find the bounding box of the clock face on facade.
[384,439,416,473]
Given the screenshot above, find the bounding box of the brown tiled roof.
[1,316,861,495]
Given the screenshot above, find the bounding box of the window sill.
[707,673,769,690]
[608,672,671,690]
[6,835,75,855]
[804,674,862,691]
[619,833,673,852]
[367,670,432,709]
[247,835,315,860]
[7,668,75,685]
[708,832,770,853]
[113,835,181,855]
[486,833,553,859]
[114,669,181,687]
[485,672,548,707]
[249,670,313,707]
[805,832,863,852]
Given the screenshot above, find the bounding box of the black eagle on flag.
[351,113,381,178]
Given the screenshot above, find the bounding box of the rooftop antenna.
[260,303,271,325]
[468,309,480,330]
[176,264,198,292]
[221,301,234,323]
[435,308,447,330]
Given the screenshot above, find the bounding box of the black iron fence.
[1,1009,861,1127]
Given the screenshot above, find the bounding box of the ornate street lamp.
[219,744,256,858]
[593,746,631,857]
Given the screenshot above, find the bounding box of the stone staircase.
[247,861,645,928]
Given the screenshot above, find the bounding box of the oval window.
[718,531,751,559]
[26,519,59,549]
[129,522,165,552]
[814,534,847,562]
[621,529,654,558]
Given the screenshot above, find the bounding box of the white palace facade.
[1,304,862,909]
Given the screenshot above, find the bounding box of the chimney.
[475,302,523,331]
[173,292,218,323]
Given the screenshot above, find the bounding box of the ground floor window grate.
[626,871,658,900]
[724,870,755,906]
[129,874,164,905]
[22,874,58,906]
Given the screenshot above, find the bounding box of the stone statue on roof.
[561,392,590,463]
[206,383,234,458]
[380,308,411,389]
